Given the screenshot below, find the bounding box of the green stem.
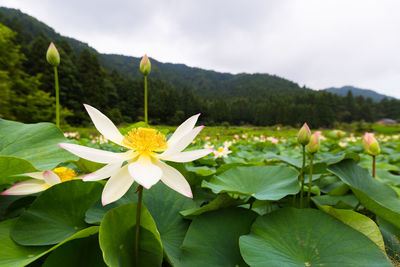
[372,155,376,178]
[300,145,306,208]
[354,202,361,211]
[144,75,148,124]
[307,154,314,207]
[135,186,143,267]
[54,66,60,128]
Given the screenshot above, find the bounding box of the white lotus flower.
[213,146,232,159]
[59,104,212,205]
[223,141,232,148]
[204,142,214,150]
[1,167,76,195]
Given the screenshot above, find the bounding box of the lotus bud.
[140,54,151,76]
[363,132,380,156]
[46,42,60,67]
[307,132,320,154]
[297,123,311,146]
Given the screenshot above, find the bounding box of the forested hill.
[1,6,400,128]
[324,86,394,102]
[99,54,305,98]
[0,7,306,99]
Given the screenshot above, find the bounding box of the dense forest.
[1,7,400,128]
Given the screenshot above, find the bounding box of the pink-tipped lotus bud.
[363,132,380,156]
[46,42,60,67]
[297,123,311,146]
[140,54,151,76]
[307,132,320,154]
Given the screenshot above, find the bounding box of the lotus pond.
[1,116,400,267]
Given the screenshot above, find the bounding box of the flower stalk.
[144,75,148,124]
[299,145,306,208]
[54,66,60,128]
[372,155,376,178]
[307,154,314,207]
[135,187,143,267]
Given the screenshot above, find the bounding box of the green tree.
[0,23,55,123]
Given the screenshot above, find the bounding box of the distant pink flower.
[315,131,327,141]
[267,137,279,144]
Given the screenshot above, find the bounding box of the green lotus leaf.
[202,166,299,200]
[99,202,163,267]
[179,208,257,266]
[239,208,391,267]
[328,159,400,228]
[11,180,102,245]
[0,217,99,267]
[0,119,78,170]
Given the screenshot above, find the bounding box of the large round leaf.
[179,208,257,266]
[11,180,102,245]
[0,217,99,267]
[43,234,106,267]
[99,202,163,267]
[311,194,358,209]
[318,206,385,252]
[0,119,78,170]
[0,155,38,185]
[376,170,400,186]
[202,166,299,200]
[318,152,360,166]
[265,152,302,168]
[239,208,391,267]
[86,182,197,266]
[328,159,400,228]
[0,218,48,267]
[180,193,245,219]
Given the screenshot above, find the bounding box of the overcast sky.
[2,0,400,97]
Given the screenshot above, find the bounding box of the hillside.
[98,54,306,98]
[0,6,307,99]
[324,86,394,102]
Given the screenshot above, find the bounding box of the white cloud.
[2,0,400,97]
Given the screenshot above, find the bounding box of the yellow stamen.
[122,127,168,154]
[53,167,76,182]
[217,147,224,153]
